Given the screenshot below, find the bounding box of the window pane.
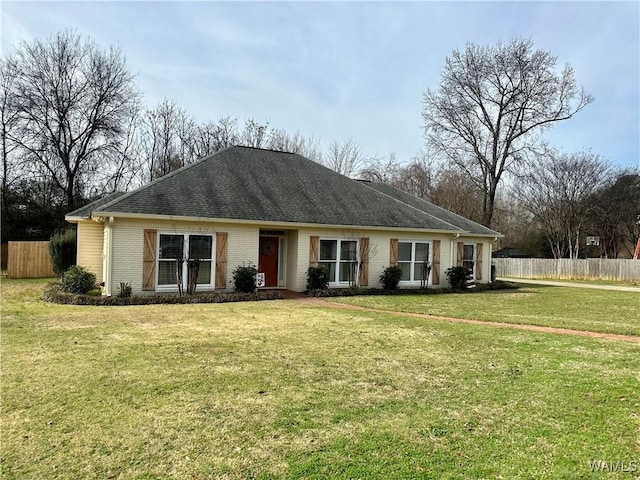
[319,262,335,282]
[320,240,337,260]
[340,241,357,261]
[196,261,212,285]
[398,242,412,262]
[463,244,474,261]
[399,262,411,281]
[339,262,357,282]
[415,243,429,263]
[158,260,178,285]
[189,235,212,260]
[159,235,183,259]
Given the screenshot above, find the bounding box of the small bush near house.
[117,282,132,298]
[446,266,468,290]
[49,229,77,278]
[233,263,258,293]
[306,266,329,291]
[61,265,97,294]
[379,265,403,290]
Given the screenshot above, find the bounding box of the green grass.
[1,278,639,479]
[332,284,640,336]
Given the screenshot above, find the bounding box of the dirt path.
[295,297,640,344]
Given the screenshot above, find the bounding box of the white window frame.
[398,240,433,285]
[462,243,476,279]
[318,238,359,286]
[156,231,216,291]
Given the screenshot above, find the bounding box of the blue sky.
[2,1,638,168]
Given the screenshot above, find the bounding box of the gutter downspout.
[491,236,499,283]
[451,233,461,267]
[102,217,114,297]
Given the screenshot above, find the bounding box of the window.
[157,233,214,288]
[188,235,213,285]
[319,239,358,284]
[462,244,475,276]
[398,241,431,283]
[158,234,184,286]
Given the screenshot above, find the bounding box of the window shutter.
[432,240,441,285]
[476,243,483,280]
[309,236,319,267]
[390,238,398,266]
[359,237,369,286]
[142,229,157,291]
[457,242,464,266]
[215,232,228,289]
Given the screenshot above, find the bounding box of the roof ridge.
[234,145,296,154]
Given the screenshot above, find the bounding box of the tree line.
[1,30,638,258]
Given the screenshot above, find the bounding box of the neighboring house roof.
[67,146,500,236]
[360,180,500,236]
[492,247,532,258]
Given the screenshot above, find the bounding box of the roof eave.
[94,211,475,235]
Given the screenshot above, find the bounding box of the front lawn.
[1,279,638,479]
[332,284,640,336]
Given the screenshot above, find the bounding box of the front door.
[259,236,279,287]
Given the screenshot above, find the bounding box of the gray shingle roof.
[71,146,498,235]
[359,180,501,236]
[67,191,127,218]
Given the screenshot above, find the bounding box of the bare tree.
[393,151,438,199]
[7,30,141,211]
[587,171,640,258]
[434,168,485,223]
[0,57,23,221]
[240,118,269,148]
[192,116,240,158]
[423,38,593,227]
[267,129,323,162]
[142,99,196,181]
[514,151,610,258]
[323,138,363,177]
[96,97,146,193]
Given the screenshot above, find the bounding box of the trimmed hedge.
[379,265,403,290]
[61,265,97,294]
[233,264,258,293]
[308,280,518,298]
[43,283,284,306]
[49,229,77,278]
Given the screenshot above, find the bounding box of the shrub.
[117,282,132,298]
[379,265,403,290]
[233,263,258,293]
[446,266,468,290]
[49,229,77,278]
[61,265,97,294]
[306,266,329,291]
[43,283,284,306]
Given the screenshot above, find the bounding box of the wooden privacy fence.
[7,241,56,279]
[494,258,640,282]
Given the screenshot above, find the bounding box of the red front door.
[259,237,279,287]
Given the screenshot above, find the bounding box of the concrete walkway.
[496,277,640,293]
